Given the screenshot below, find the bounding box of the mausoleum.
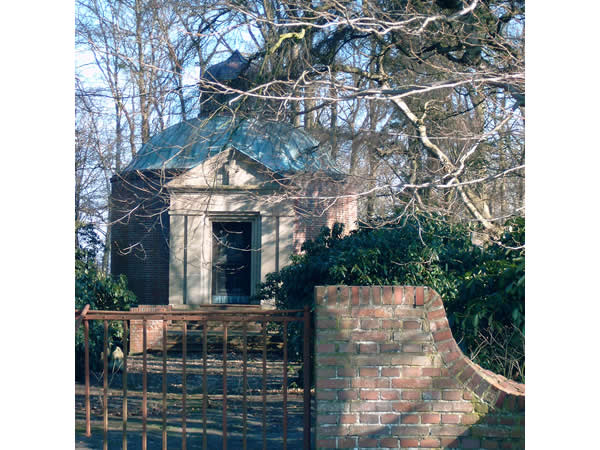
[110,54,357,308]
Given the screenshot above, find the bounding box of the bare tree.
[195,0,525,235]
[75,0,243,269]
[76,0,525,265]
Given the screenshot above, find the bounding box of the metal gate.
[75,306,312,450]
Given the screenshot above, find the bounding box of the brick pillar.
[129,305,173,354]
[314,285,525,449]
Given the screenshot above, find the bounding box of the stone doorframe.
[207,212,262,303]
[169,211,262,305]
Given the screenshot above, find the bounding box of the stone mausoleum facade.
[110,114,357,308]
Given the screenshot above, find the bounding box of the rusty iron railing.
[74,304,89,333]
[75,306,312,450]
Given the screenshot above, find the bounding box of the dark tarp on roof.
[203,51,249,82]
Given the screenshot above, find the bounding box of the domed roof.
[124,115,329,173]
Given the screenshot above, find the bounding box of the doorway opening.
[211,221,252,304]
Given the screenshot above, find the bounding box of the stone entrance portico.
[166,148,297,306]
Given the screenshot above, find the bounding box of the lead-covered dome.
[124,115,329,173]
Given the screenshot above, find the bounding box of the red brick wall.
[314,285,525,449]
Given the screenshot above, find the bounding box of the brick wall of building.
[293,174,358,252]
[314,285,525,449]
[110,172,173,306]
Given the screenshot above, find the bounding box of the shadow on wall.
[314,285,525,449]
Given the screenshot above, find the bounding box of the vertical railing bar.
[182,320,187,450]
[142,318,147,450]
[202,320,208,450]
[262,320,267,450]
[222,320,228,450]
[162,319,168,450]
[123,319,128,450]
[283,319,288,450]
[84,319,91,437]
[242,320,248,450]
[303,306,311,450]
[103,319,109,450]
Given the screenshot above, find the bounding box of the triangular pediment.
[166,147,277,189]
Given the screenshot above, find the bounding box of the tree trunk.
[135,0,150,144]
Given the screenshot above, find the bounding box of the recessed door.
[211,221,252,304]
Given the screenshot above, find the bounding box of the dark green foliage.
[255,215,524,382]
[75,223,136,381]
[453,217,525,381]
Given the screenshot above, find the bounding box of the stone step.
[168,322,263,334]
[163,335,282,353]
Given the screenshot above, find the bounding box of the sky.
[2,1,600,448]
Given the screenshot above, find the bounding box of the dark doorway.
[211,222,252,304]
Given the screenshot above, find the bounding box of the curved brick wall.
[314,285,525,449]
